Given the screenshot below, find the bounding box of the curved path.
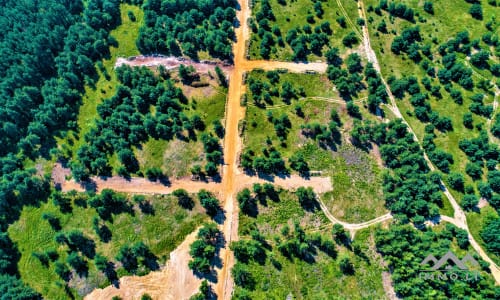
[358,0,500,284]
[318,197,392,230]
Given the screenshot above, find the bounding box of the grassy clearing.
[466,205,500,266]
[8,193,207,299]
[321,145,387,223]
[249,0,362,61]
[236,189,386,299]
[243,70,388,222]
[243,70,372,160]
[364,0,499,206]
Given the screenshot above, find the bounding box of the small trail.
[318,197,392,230]
[334,0,363,38]
[247,96,366,110]
[358,0,500,284]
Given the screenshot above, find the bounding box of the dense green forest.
[137,0,238,61]
[0,0,124,297]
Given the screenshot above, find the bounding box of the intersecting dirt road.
[81,1,499,299]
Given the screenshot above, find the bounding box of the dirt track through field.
[79,1,499,298]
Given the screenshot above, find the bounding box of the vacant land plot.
[8,192,207,299]
[321,145,387,223]
[242,70,387,222]
[235,189,386,299]
[136,84,226,178]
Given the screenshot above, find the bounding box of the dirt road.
[215,0,253,296]
[318,197,393,230]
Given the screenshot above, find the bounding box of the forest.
[0,0,128,297]
[137,0,238,61]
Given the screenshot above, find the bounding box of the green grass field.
[8,192,207,299]
[249,0,362,61]
[236,189,386,299]
[321,144,388,223]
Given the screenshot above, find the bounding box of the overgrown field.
[241,69,388,222]
[234,187,387,299]
[8,191,207,299]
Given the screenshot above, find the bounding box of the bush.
[447,172,464,192]
[342,32,358,48]
[339,257,355,275]
[145,167,163,181]
[461,194,478,211]
[295,187,318,211]
[469,4,483,20]
[173,189,194,209]
[232,263,256,290]
[197,190,220,217]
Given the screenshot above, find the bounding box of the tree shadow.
[139,201,155,215]
[213,209,226,225]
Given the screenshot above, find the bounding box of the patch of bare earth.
[85,229,202,300]
[116,56,233,75]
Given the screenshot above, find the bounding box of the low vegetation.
[241,66,388,222]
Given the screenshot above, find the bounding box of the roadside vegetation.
[8,190,208,299]
[233,186,386,299]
